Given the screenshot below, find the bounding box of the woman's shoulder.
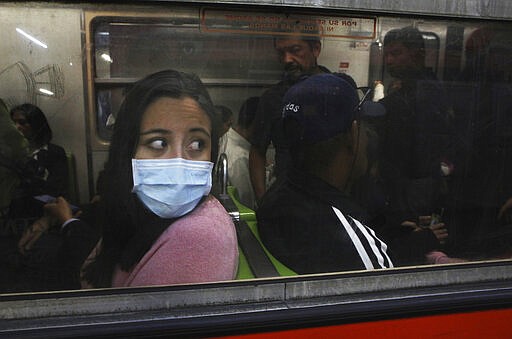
[187,195,233,222]
[127,195,238,286]
[156,195,235,245]
[108,194,239,288]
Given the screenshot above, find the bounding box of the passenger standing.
[257,74,393,274]
[215,105,234,138]
[372,26,454,264]
[248,33,331,202]
[218,97,259,209]
[379,27,453,218]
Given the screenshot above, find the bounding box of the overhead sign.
[201,8,376,39]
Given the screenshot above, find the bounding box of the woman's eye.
[148,139,167,150]
[189,140,203,151]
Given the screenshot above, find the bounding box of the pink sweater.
[111,196,238,287]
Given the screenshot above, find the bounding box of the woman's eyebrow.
[139,128,171,136]
[139,127,210,137]
[189,127,211,138]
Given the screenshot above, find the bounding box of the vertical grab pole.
[217,153,228,196]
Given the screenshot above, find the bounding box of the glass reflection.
[0,5,511,296]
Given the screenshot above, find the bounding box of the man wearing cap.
[257,73,393,274]
[248,33,332,202]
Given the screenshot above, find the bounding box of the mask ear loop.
[343,88,373,192]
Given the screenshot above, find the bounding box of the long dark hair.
[10,103,52,147]
[83,70,220,288]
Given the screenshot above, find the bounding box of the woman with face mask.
[43,70,238,288]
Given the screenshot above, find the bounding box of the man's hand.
[249,145,268,201]
[402,215,449,244]
[419,215,448,244]
[44,196,76,225]
[428,222,449,243]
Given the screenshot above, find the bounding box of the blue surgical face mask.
[132,158,214,219]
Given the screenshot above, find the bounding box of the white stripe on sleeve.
[352,218,394,268]
[363,222,394,268]
[332,206,374,269]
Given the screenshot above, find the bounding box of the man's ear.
[312,41,321,58]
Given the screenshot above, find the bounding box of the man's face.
[384,41,418,79]
[275,38,321,81]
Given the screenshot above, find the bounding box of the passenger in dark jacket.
[249,30,332,201]
[10,103,69,200]
[258,74,394,274]
[363,26,454,265]
[8,103,69,224]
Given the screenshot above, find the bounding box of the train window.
[1,1,512,303]
[92,16,284,139]
[86,7,512,281]
[89,7,512,284]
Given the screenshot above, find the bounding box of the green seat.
[228,186,296,279]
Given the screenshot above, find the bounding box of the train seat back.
[227,186,296,280]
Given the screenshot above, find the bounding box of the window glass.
[0,2,511,297]
[90,10,512,279]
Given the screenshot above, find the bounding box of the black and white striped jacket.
[258,169,393,274]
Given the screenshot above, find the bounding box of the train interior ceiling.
[1,2,512,334]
